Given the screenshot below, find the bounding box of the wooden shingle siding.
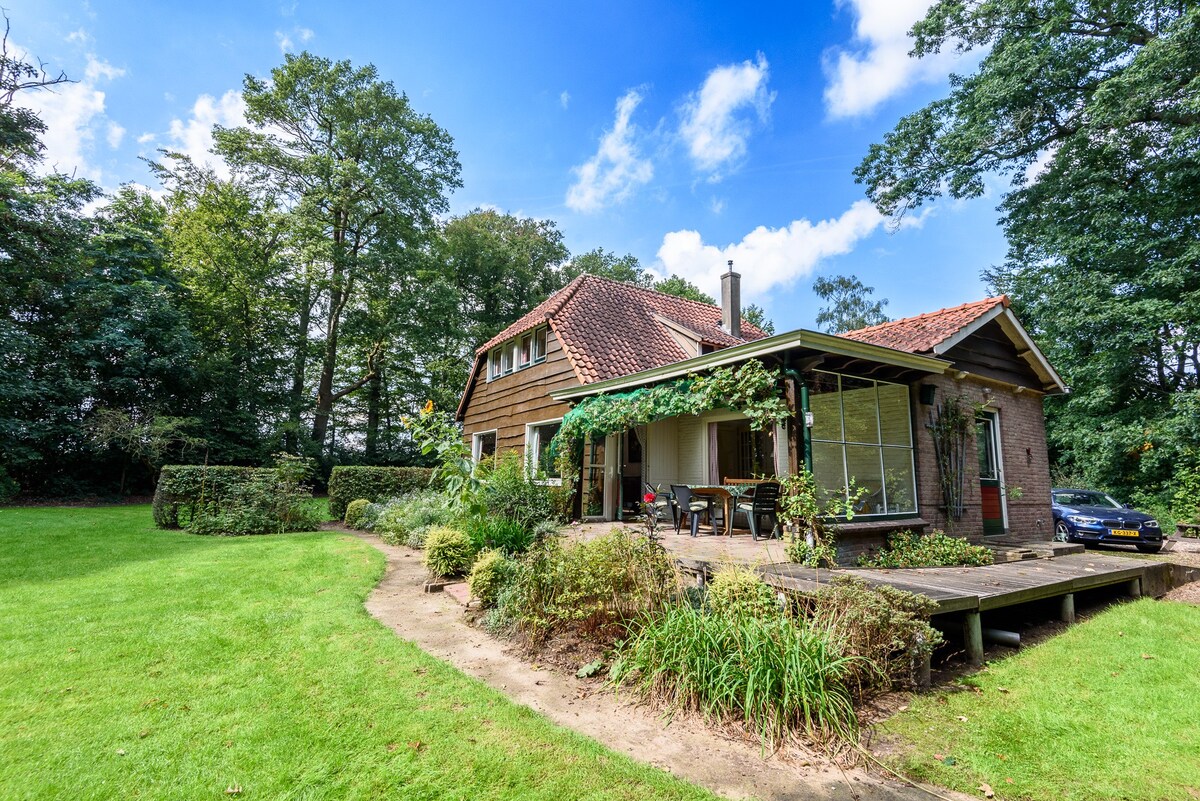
[461,332,578,454]
[942,320,1043,389]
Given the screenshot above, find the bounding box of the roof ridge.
[844,295,1007,337]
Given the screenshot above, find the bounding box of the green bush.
[611,603,859,747]
[802,576,942,695]
[0,467,18,504]
[1169,463,1200,525]
[343,498,371,529]
[464,516,534,555]
[360,502,385,531]
[499,528,677,641]
[423,526,476,577]
[706,564,780,619]
[153,461,321,536]
[858,529,994,568]
[327,466,436,520]
[468,549,512,607]
[373,490,455,547]
[481,451,558,531]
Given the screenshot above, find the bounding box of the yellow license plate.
[1110,529,1140,537]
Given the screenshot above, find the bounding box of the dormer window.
[487,325,551,381]
[519,333,532,367]
[533,327,547,362]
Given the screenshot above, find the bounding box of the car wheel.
[1054,520,1072,542]
[1136,543,1162,554]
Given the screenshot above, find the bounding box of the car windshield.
[1054,490,1123,509]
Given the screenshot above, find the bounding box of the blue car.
[1051,488,1164,553]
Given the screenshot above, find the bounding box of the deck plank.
[754,553,1158,617]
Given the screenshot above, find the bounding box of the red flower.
[643,492,657,504]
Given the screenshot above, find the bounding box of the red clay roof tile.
[840,296,1008,354]
[476,274,767,384]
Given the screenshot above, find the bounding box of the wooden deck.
[757,552,1165,615]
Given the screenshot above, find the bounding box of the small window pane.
[533,328,547,361]
[519,334,532,367]
[490,349,502,378]
[845,444,885,514]
[976,417,997,479]
[533,422,562,479]
[502,345,513,374]
[808,372,842,442]
[841,377,879,444]
[475,432,497,464]
[812,442,845,505]
[877,382,912,446]
[883,447,916,514]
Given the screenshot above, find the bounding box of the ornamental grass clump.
[801,576,942,695]
[423,526,476,578]
[611,603,860,748]
[857,529,993,568]
[499,528,679,643]
[705,564,780,619]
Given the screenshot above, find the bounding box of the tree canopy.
[812,274,889,334]
[858,0,1200,505]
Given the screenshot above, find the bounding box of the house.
[456,267,1066,557]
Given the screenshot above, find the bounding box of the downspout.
[781,366,812,474]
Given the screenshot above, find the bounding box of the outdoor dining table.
[687,484,756,537]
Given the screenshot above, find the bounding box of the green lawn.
[883,599,1200,801]
[0,506,715,801]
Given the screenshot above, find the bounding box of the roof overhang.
[931,305,1068,394]
[550,328,952,402]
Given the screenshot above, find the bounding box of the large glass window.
[808,371,916,517]
[526,421,562,482]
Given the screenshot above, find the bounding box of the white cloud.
[106,121,125,148]
[823,0,960,119]
[66,29,91,45]
[559,90,570,109]
[17,54,125,182]
[655,199,922,299]
[165,89,247,178]
[709,197,725,215]
[275,26,314,53]
[565,88,654,213]
[679,53,774,177]
[136,132,156,144]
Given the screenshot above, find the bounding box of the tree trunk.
[286,281,312,453]
[365,360,383,462]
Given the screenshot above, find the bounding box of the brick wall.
[911,375,1054,541]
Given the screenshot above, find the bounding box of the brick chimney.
[721,260,741,338]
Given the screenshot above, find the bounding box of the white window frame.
[532,327,548,363]
[519,333,533,368]
[525,417,564,486]
[472,429,498,466]
[488,347,502,381]
[809,370,918,518]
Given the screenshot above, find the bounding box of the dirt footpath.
[354,531,958,801]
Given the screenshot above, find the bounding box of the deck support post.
[918,653,932,689]
[1059,593,1076,624]
[964,611,984,665]
[1127,577,1142,599]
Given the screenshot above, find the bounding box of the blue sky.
[11,0,1009,332]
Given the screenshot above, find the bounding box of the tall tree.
[812,274,889,333]
[653,274,715,304]
[214,52,461,455]
[855,1,1200,500]
[562,247,653,287]
[442,209,569,347]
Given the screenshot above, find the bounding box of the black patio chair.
[734,481,781,541]
[644,482,676,528]
[670,484,713,537]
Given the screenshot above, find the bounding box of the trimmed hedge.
[327,466,436,519]
[153,464,320,536]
